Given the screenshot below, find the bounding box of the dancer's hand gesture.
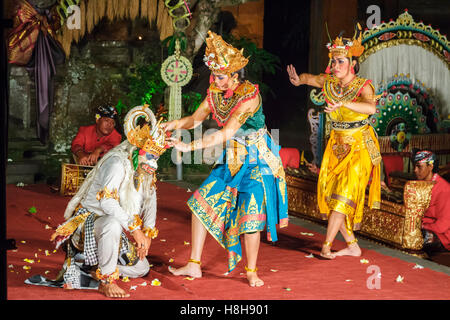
[287,64,302,86]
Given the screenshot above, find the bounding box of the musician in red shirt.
[413,150,450,255]
[71,105,122,166]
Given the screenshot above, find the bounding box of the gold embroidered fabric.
[142,226,159,239]
[96,187,120,201]
[227,140,248,177]
[50,206,91,241]
[402,180,434,249]
[323,75,372,111]
[207,81,259,126]
[128,214,143,232]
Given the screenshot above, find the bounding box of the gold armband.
[142,227,159,239]
[232,111,253,125]
[96,187,119,201]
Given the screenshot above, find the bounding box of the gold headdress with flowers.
[124,105,167,157]
[325,23,364,73]
[203,31,249,75]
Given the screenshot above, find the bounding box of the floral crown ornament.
[325,23,365,74]
[203,31,249,75]
[124,105,169,164]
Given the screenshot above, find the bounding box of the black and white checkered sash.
[72,207,131,267]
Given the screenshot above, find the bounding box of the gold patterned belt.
[331,118,369,131]
[232,127,267,146]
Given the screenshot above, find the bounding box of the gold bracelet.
[190,140,202,151]
[142,226,159,239]
[347,238,358,245]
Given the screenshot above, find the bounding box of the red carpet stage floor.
[5,182,450,300]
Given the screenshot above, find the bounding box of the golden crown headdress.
[203,31,249,75]
[124,105,167,157]
[326,23,364,58]
[324,23,364,74]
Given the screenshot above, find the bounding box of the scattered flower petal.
[163,218,168,221]
[140,281,148,286]
[23,266,31,270]
[270,269,279,272]
[360,259,369,264]
[169,258,174,263]
[160,239,166,242]
[184,277,195,281]
[122,277,130,282]
[23,259,35,264]
[345,279,353,282]
[151,279,161,286]
[34,253,38,258]
[300,232,314,236]
[413,264,424,269]
[8,264,13,268]
[16,182,24,187]
[45,250,50,256]
[130,285,137,291]
[28,206,37,214]
[305,253,314,258]
[44,271,50,275]
[184,241,190,245]
[187,188,192,192]
[396,275,404,283]
[20,241,26,244]
[284,287,292,291]
[45,225,51,230]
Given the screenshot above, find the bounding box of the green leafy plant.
[118,63,167,116]
[182,91,203,114]
[223,34,281,98]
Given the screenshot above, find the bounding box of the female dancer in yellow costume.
[287,24,381,259]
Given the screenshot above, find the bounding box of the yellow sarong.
[317,103,381,234]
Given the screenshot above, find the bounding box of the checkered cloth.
[78,208,131,267]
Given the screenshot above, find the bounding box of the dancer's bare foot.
[98,282,130,298]
[168,262,202,278]
[319,246,336,259]
[246,270,264,287]
[334,243,362,257]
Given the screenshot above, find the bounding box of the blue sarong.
[187,131,288,272]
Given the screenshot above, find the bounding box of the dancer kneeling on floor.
[40,106,167,298]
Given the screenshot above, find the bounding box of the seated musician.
[71,105,122,166]
[413,150,450,255]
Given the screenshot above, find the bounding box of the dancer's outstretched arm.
[287,64,326,88]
